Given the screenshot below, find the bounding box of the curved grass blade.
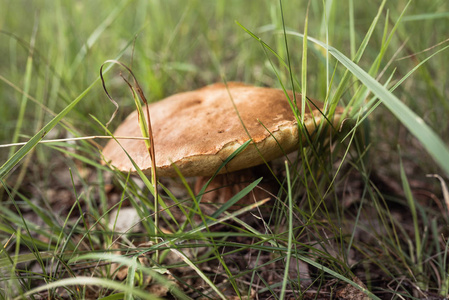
[71,253,193,300]
[16,276,162,300]
[99,60,160,254]
[286,32,449,176]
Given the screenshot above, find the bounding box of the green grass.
[1,0,449,298]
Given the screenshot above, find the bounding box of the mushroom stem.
[194,165,278,215]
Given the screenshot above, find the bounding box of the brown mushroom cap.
[102,82,344,177]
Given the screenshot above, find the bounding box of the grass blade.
[9,17,38,157]
[0,38,133,180]
[210,177,263,218]
[280,161,294,299]
[16,276,162,300]
[0,83,94,180]
[286,32,449,176]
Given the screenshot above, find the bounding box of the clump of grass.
[1,0,449,299]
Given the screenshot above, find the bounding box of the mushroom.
[102,82,344,207]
